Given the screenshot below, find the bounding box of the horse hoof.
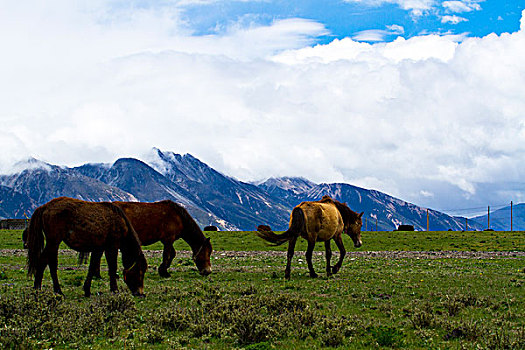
[310,273,318,278]
[332,267,340,274]
[159,270,171,278]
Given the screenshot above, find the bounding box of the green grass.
[4,229,525,252]
[1,229,524,349]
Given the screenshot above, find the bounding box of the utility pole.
[427,209,429,231]
[376,217,378,232]
[465,217,468,231]
[365,217,368,231]
[511,201,513,232]
[488,206,490,230]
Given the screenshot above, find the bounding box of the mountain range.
[0,148,511,231]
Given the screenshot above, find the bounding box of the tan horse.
[256,195,363,279]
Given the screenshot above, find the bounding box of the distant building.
[0,219,28,230]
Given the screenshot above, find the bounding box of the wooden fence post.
[487,206,490,230]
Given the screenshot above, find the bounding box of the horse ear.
[359,212,364,218]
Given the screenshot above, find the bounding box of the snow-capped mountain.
[0,158,136,205]
[0,149,487,231]
[256,179,483,231]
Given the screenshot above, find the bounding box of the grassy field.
[0,229,524,349]
[2,228,524,252]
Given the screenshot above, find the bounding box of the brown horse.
[88,200,212,278]
[255,195,363,279]
[26,197,147,297]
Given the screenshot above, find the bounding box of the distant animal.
[26,197,147,297]
[203,225,218,231]
[255,195,363,279]
[87,200,212,278]
[397,224,414,231]
[22,228,28,249]
[257,224,272,232]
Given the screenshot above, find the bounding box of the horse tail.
[255,207,305,246]
[27,206,45,277]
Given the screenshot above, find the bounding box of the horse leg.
[92,250,103,279]
[158,242,175,278]
[46,242,64,295]
[324,241,332,277]
[284,237,297,280]
[33,245,51,291]
[306,240,318,278]
[84,250,103,297]
[332,235,346,274]
[105,248,119,293]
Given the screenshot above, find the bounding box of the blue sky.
[178,0,524,43]
[1,0,524,215]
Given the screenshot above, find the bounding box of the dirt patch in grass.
[3,248,524,259]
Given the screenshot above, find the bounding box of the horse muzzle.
[199,267,212,276]
[354,241,362,248]
[132,286,145,297]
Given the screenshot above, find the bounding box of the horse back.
[296,201,344,241]
[39,197,130,251]
[113,201,185,246]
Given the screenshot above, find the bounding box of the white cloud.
[343,0,436,16]
[352,25,405,42]
[442,1,482,13]
[353,29,390,42]
[274,34,460,64]
[1,3,525,212]
[420,190,434,198]
[387,24,405,34]
[441,15,468,24]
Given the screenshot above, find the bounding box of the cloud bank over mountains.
[0,2,524,214]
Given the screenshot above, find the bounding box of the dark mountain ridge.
[0,149,490,231]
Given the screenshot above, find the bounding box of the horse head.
[123,253,148,296]
[346,212,363,248]
[193,237,212,276]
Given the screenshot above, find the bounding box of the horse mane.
[161,200,207,251]
[100,202,143,269]
[318,195,334,204]
[317,195,359,226]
